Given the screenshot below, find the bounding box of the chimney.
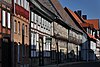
[77,10,82,17]
[82,15,87,20]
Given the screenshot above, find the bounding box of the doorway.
[2,37,11,67]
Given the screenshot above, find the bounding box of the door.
[39,37,44,66]
[2,37,11,67]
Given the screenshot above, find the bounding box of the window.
[46,21,48,30]
[18,21,20,34]
[48,22,50,31]
[31,32,36,46]
[25,25,27,36]
[88,29,91,34]
[36,14,38,23]
[38,16,41,25]
[45,37,51,51]
[43,19,46,28]
[22,44,25,57]
[35,14,37,23]
[24,0,26,9]
[44,37,51,57]
[31,12,35,22]
[22,24,24,35]
[45,20,47,29]
[91,30,92,35]
[41,18,44,28]
[87,28,88,33]
[31,32,37,57]
[21,0,24,7]
[40,17,42,25]
[97,31,99,36]
[17,43,20,63]
[14,0,16,3]
[17,0,21,5]
[26,1,29,10]
[14,20,17,33]
[7,12,11,28]
[31,22,33,28]
[31,12,33,22]
[2,10,6,27]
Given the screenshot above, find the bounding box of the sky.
[59,0,100,19]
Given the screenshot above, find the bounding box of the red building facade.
[0,0,12,67]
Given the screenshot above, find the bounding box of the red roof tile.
[64,7,96,41]
[65,8,83,24]
[80,23,94,28]
[85,19,99,30]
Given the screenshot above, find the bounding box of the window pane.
[14,0,16,3]
[14,20,16,32]
[14,20,17,33]
[2,10,6,27]
[24,0,26,9]
[31,33,33,45]
[7,12,10,28]
[35,14,37,23]
[22,24,24,35]
[21,0,24,7]
[31,12,33,22]
[17,44,20,63]
[18,22,20,34]
[31,23,33,28]
[25,25,27,36]
[18,0,20,5]
[26,1,29,10]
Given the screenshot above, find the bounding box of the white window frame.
[7,12,11,28]
[2,10,6,27]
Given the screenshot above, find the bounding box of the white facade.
[30,11,52,58]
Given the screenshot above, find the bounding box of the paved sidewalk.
[41,61,86,67]
[41,61,100,67]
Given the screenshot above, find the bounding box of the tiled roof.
[37,0,57,16]
[65,8,83,24]
[50,0,83,33]
[64,7,96,41]
[85,19,99,30]
[80,23,94,28]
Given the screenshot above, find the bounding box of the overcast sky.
[59,0,100,19]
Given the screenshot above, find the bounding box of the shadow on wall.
[88,49,98,61]
[67,50,80,62]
